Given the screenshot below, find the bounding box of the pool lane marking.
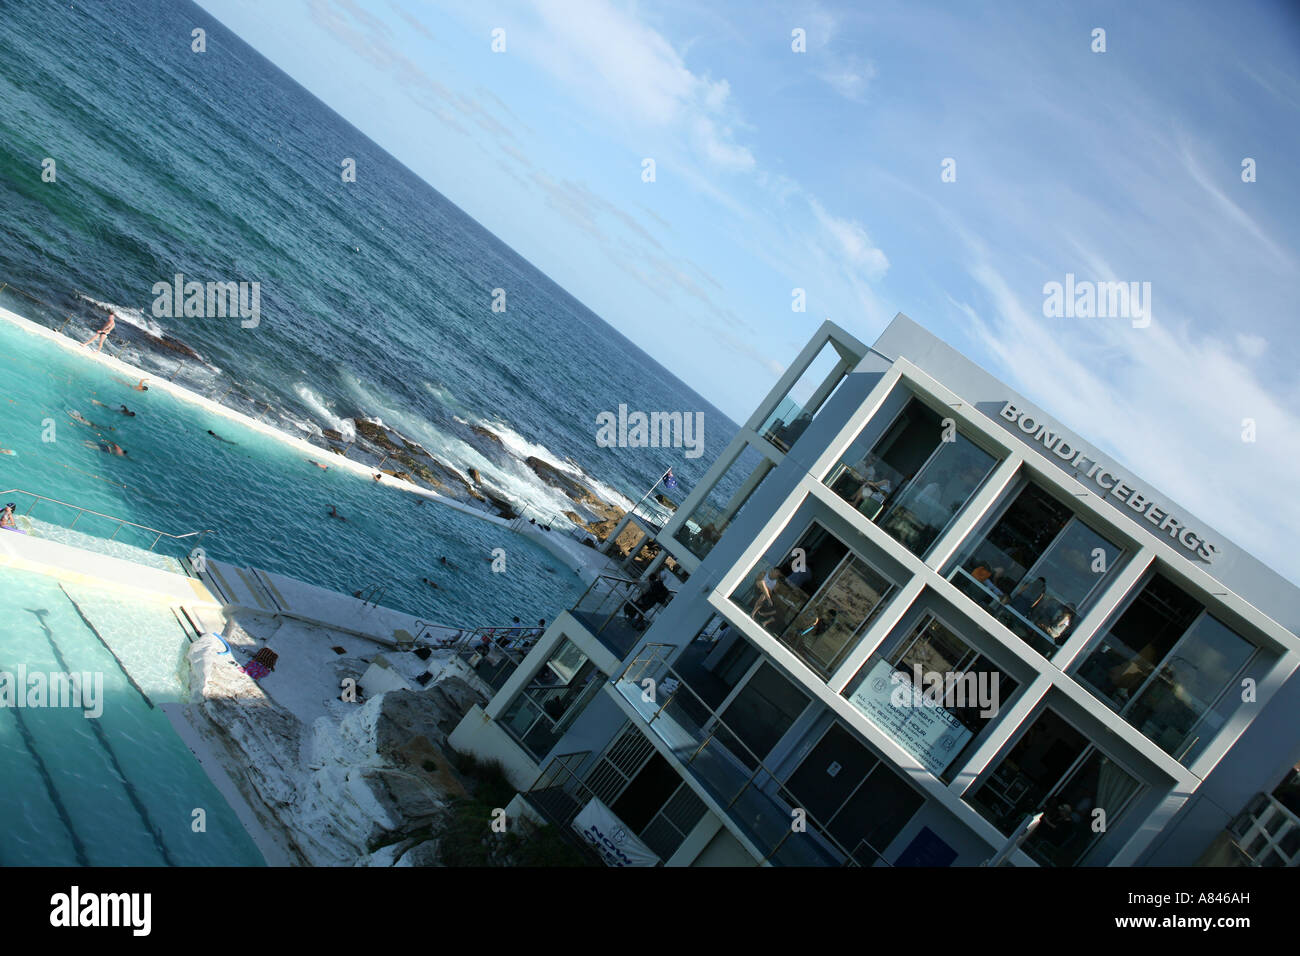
[58,584,155,710]
[32,600,176,867]
[0,695,91,866]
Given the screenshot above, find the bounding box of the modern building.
[449,314,1300,867]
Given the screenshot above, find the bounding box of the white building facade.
[450,315,1300,867]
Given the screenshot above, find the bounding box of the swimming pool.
[0,564,264,866]
[0,313,587,627]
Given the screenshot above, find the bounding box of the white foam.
[294,383,356,441]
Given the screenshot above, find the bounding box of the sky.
[193,0,1300,585]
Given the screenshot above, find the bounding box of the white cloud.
[808,197,889,280]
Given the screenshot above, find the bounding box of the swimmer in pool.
[0,502,17,529]
[92,400,136,417]
[207,429,237,445]
[421,577,439,590]
[83,440,127,456]
[68,410,112,431]
[308,459,329,470]
[373,473,382,482]
[114,377,149,391]
[327,505,346,521]
[0,448,15,456]
[439,556,456,568]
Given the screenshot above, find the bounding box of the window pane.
[781,555,896,677]
[948,484,1125,657]
[1022,750,1140,867]
[1125,615,1254,763]
[968,710,1089,837]
[717,663,810,767]
[1074,575,1202,710]
[878,433,997,556]
[831,765,923,865]
[843,617,1018,778]
[730,523,849,636]
[824,398,1000,557]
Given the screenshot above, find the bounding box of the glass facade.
[780,722,923,865]
[500,639,603,761]
[947,482,1126,657]
[729,522,898,678]
[672,451,773,561]
[825,397,998,557]
[1074,574,1257,764]
[843,616,1020,780]
[968,709,1141,866]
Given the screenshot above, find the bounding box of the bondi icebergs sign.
[998,401,1218,562]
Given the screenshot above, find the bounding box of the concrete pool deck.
[0,501,542,866]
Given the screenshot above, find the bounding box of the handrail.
[0,488,214,553]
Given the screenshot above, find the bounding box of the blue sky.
[195,0,1300,583]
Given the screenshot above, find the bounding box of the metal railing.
[571,573,677,640]
[614,642,889,867]
[1,488,214,555]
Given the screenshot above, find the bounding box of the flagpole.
[629,466,672,519]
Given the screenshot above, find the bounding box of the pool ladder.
[356,583,387,608]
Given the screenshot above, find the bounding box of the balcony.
[612,644,893,866]
[570,574,676,659]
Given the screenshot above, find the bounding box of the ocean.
[0,0,753,622]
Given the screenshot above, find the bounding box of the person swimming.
[68,410,112,431]
[92,400,135,417]
[308,459,330,470]
[115,377,149,392]
[207,429,237,445]
[83,440,127,456]
[421,577,439,590]
[327,505,346,521]
[0,447,16,456]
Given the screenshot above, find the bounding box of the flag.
[663,468,677,490]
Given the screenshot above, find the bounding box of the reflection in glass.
[1074,575,1257,765]
[730,523,897,678]
[948,483,1125,657]
[500,639,602,761]
[823,398,998,557]
[968,709,1140,866]
[843,617,1019,779]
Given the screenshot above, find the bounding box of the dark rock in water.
[401,438,429,457]
[525,456,603,508]
[354,418,401,452]
[477,485,518,520]
[321,427,343,442]
[467,467,481,484]
[470,424,504,447]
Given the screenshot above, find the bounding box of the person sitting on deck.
[624,573,670,629]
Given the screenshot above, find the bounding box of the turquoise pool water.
[0,564,264,866]
[0,314,587,626]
